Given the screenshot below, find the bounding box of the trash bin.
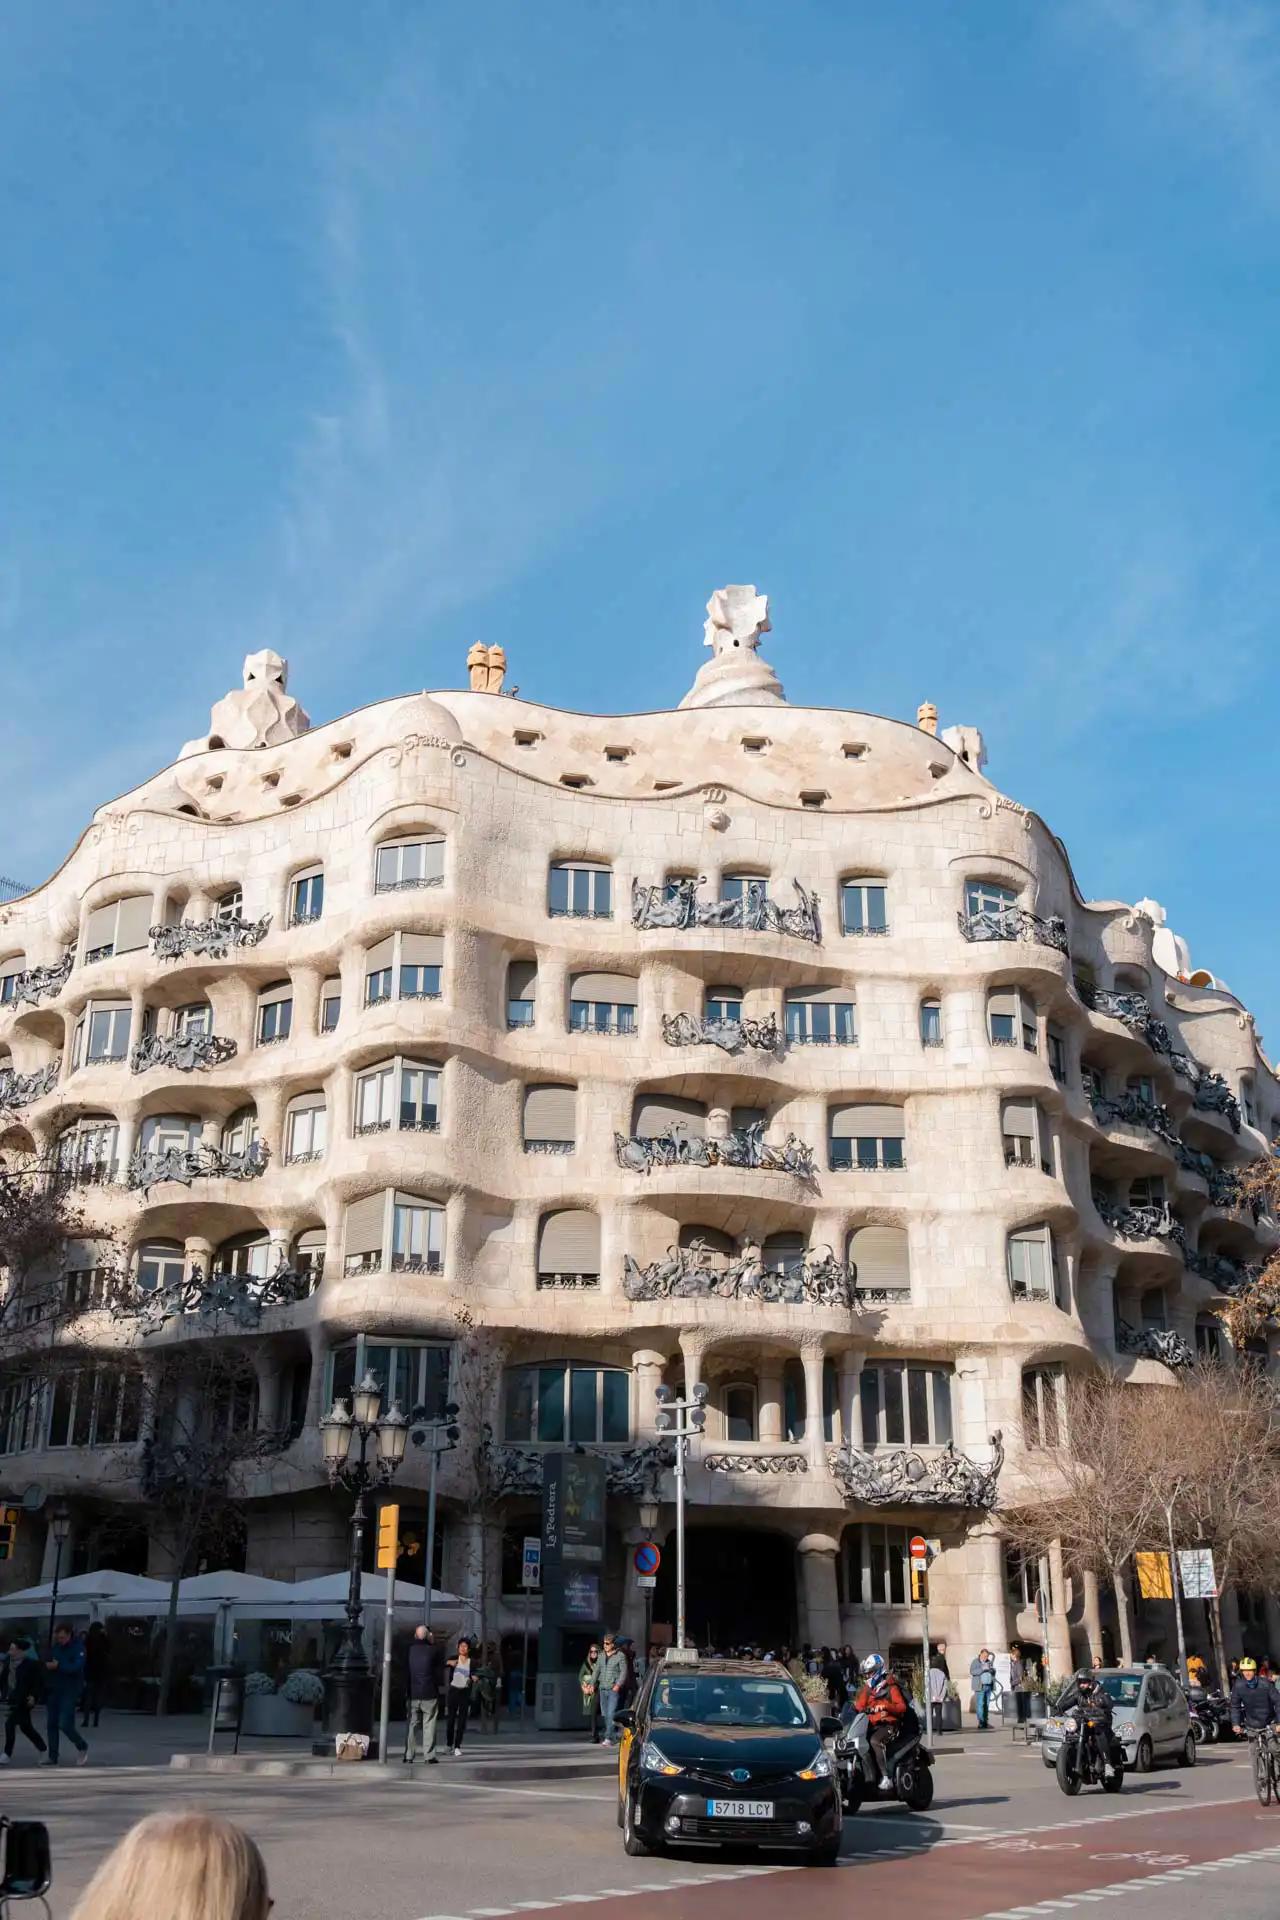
[205,1665,245,1732]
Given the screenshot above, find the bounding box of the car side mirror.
[819,1715,842,1740]
[0,1820,51,1899]
[614,1707,634,1729]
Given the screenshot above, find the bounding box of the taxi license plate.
[707,1800,773,1818]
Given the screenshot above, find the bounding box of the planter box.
[242,1694,317,1739]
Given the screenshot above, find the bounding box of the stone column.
[255,1355,282,1433]
[959,1524,1009,1716]
[839,1352,865,1453]
[115,1113,138,1174]
[758,1362,784,1443]
[537,958,568,1037]
[631,1349,667,1440]
[800,1341,828,1472]
[678,1331,709,1394]
[184,1234,214,1279]
[1046,1538,1073,1676]
[797,1534,842,1649]
[1081,1568,1104,1663]
[292,967,321,1040]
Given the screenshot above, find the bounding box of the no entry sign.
[909,1534,928,1563]
[633,1541,661,1577]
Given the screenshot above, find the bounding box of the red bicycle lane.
[564,1792,1276,1920]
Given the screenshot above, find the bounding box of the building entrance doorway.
[653,1527,795,1651]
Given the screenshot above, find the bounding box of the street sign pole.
[376,1504,401,1766]
[909,1534,930,1749]
[520,1535,541,1727]
[655,1388,706,1651]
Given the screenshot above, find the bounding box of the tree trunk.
[156,1566,182,1715]
[1211,1547,1233,1691]
[1110,1561,1134,1664]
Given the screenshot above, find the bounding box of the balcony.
[826,1433,1005,1508]
[1090,1086,1179,1148]
[661,1011,780,1055]
[614,1125,816,1179]
[133,1258,318,1337]
[535,1271,600,1290]
[1115,1321,1195,1370]
[1185,1247,1261,1293]
[0,1060,60,1108]
[703,1450,809,1477]
[1076,981,1152,1032]
[957,906,1067,953]
[374,875,443,894]
[1192,1072,1242,1132]
[1092,1192,1188,1254]
[621,1241,856,1307]
[483,1438,673,1501]
[524,1140,574,1156]
[126,1140,269,1193]
[151,913,271,962]
[130,1032,237,1075]
[632,876,821,944]
[7,951,73,1008]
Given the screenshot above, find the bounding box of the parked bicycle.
[1249,1727,1280,1808]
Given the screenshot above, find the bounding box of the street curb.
[170,1752,617,1782]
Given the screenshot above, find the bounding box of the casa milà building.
[1,590,1278,1679]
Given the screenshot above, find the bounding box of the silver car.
[1040,1667,1196,1773]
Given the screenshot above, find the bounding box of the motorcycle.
[834,1707,934,1813]
[1186,1688,1230,1744]
[1055,1709,1126,1797]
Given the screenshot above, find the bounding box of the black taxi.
[616,1652,843,1864]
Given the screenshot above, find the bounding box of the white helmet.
[861,1653,885,1678]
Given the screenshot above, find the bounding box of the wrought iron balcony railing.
[523,1140,574,1155]
[1193,1072,1242,1131]
[957,907,1068,953]
[0,1060,60,1108]
[622,1241,857,1307]
[132,1258,318,1337]
[150,913,271,961]
[1185,1247,1260,1293]
[704,1452,808,1476]
[1115,1322,1196,1370]
[1076,981,1152,1031]
[127,1140,269,1193]
[827,1432,1005,1508]
[481,1437,673,1501]
[632,876,821,943]
[7,951,73,1008]
[1092,1192,1188,1253]
[1090,1087,1179,1148]
[130,1031,237,1075]
[615,1123,816,1179]
[374,875,443,893]
[535,1271,600,1290]
[661,1010,781,1054]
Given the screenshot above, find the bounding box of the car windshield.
[649,1675,810,1728]
[1097,1675,1142,1706]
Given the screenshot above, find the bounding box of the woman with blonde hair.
[71,1811,270,1920]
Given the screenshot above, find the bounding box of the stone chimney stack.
[917,700,939,736]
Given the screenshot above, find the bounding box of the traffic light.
[911,1564,929,1605]
[0,1508,20,1562]
[375,1504,400,1571]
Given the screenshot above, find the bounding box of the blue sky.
[3,2,1277,1035]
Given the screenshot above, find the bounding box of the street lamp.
[47,1503,72,1648]
[320,1375,409,1741]
[411,1402,460,1634]
[637,1498,660,1664]
[654,1383,706,1649]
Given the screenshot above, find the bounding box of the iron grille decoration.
[479,1429,674,1501]
[130,1031,238,1075]
[615,1123,816,1179]
[957,907,1068,953]
[0,1060,60,1109]
[1092,1192,1189,1254]
[661,1010,781,1055]
[632,876,821,944]
[132,1258,316,1336]
[827,1431,1005,1508]
[1185,1247,1261,1294]
[704,1453,808,1476]
[150,913,272,961]
[1076,984,1153,1031]
[622,1240,857,1308]
[10,952,74,1008]
[1090,1087,1179,1148]
[1115,1322,1196,1370]
[1077,980,1243,1130]
[126,1139,270,1193]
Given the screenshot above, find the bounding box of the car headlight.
[639,1740,681,1777]
[797,1748,834,1780]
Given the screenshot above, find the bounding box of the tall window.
[548,862,612,919]
[285,1096,327,1164]
[965,879,1018,919]
[400,1064,440,1130]
[215,1235,272,1280]
[502,1364,629,1445]
[844,1524,921,1609]
[354,1059,441,1134]
[507,961,536,1028]
[919,998,943,1047]
[73,1002,131,1067]
[569,972,637,1034]
[57,1119,119,1182]
[785,989,855,1046]
[81,895,152,963]
[722,1383,757,1442]
[214,888,243,923]
[174,1002,212,1039]
[355,1064,394,1132]
[290,868,325,926]
[1007,1223,1058,1302]
[320,978,341,1032]
[860,1363,952,1447]
[0,956,25,1006]
[1129,1175,1166,1210]
[221,1108,260,1158]
[828,1104,905,1170]
[1047,1026,1066,1083]
[840,880,888,936]
[139,1114,199,1156]
[46,1367,142,1449]
[328,1337,451,1422]
[536,1209,599,1284]
[256,984,292,1044]
[1022,1367,1065,1449]
[375,837,444,892]
[1002,1100,1052,1174]
[987,987,1036,1050]
[391,1197,445,1273]
[847,1225,910,1300]
[136,1241,184,1292]
[706,986,742,1025]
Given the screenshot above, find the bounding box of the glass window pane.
[595,871,611,917]
[883,1367,905,1444]
[907,1368,930,1444]
[601,1370,629,1442]
[49,1376,74,1447]
[931,1372,952,1446]
[857,1137,877,1170]
[860,1369,880,1445]
[72,1373,96,1446]
[883,1137,904,1169]
[570,868,589,915]
[869,1531,887,1605]
[504,1368,533,1441]
[363,1345,392,1401]
[888,1534,906,1606]
[868,886,887,931]
[569,1368,598,1443]
[537,1366,565,1443]
[548,867,569,914]
[1042,1375,1060,1447]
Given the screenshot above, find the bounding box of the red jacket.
[853,1675,907,1726]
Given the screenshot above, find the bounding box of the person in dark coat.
[80,1622,109,1729]
[44,1623,88,1767]
[403,1625,446,1763]
[0,1638,46,1763]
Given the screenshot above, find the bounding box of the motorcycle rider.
[1229,1657,1280,1738]
[852,1653,908,1791]
[1057,1666,1117,1779]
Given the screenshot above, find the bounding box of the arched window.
[136,1240,184,1292]
[548,861,612,919]
[293,1228,326,1283]
[0,954,26,1006]
[919,998,943,1047]
[987,987,1036,1051]
[828,1104,905,1170]
[215,1234,272,1280]
[1195,1316,1223,1362]
[71,1000,131,1068]
[139,1114,200,1156]
[705,984,742,1025]
[285,1092,327,1164]
[1002,1099,1052,1175]
[320,977,341,1033]
[391,1193,445,1273]
[569,971,636,1034]
[1007,1223,1058,1303]
[289,866,325,927]
[537,1210,600,1287]
[81,894,152,964]
[256,980,292,1045]
[964,879,1018,923]
[632,1093,706,1139]
[840,877,888,937]
[507,960,537,1028]
[786,986,855,1046]
[375,834,444,893]
[353,1057,441,1134]
[762,1231,805,1274]
[56,1116,119,1184]
[1021,1367,1065,1449]
[502,1363,629,1444]
[221,1108,259,1158]
[847,1225,910,1301]
[523,1084,575,1154]
[678,1225,736,1272]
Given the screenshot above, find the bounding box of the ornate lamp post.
[413,1402,460,1635]
[47,1503,72,1648]
[654,1384,706,1650]
[638,1497,659,1666]
[320,1372,409,1741]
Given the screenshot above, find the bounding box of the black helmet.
[1073,1667,1093,1683]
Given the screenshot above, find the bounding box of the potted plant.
[938,1678,962,1732]
[242,1669,321,1738]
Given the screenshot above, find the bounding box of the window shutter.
[114,895,153,954]
[830,1102,904,1139]
[419,838,445,881]
[92,998,131,1018]
[344,1194,386,1258]
[763,1231,805,1267]
[731,1105,765,1133]
[1002,1101,1036,1134]
[296,1228,326,1254]
[294,864,322,887]
[538,1209,600,1272]
[988,988,1018,1019]
[707,984,740,1004]
[678,1226,735,1267]
[848,1226,909,1290]
[633,1094,706,1137]
[83,904,116,951]
[322,976,341,999]
[257,980,292,1007]
[786,985,855,1006]
[394,1189,439,1213]
[0,953,25,983]
[400,932,444,965]
[365,938,395,971]
[571,971,638,1005]
[287,1090,326,1117]
[508,960,537,1000]
[523,1084,575,1142]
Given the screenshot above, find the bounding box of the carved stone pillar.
[797,1534,841,1649]
[184,1234,214,1277]
[537,958,568,1038]
[957,1523,1008,1717]
[1081,1567,1104,1663]
[292,968,321,1040]
[631,1349,667,1440]
[758,1362,784,1443]
[255,1355,282,1432]
[1047,1538,1073,1676]
[800,1341,828,1471]
[678,1330,709,1391]
[838,1351,865,1453]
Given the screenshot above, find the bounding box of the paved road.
[7,1733,1277,1919]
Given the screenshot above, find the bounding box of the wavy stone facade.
[2,613,1278,1675]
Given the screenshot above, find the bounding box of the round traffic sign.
[908,1534,928,1562]
[634,1541,661,1577]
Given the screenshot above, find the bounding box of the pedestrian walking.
[43,1623,88,1767]
[0,1638,47,1763]
[69,1810,270,1920]
[81,1622,110,1729]
[593,1633,628,1745]
[579,1642,601,1741]
[970,1646,997,1729]
[927,1655,948,1723]
[444,1636,475,1755]
[403,1625,445,1764]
